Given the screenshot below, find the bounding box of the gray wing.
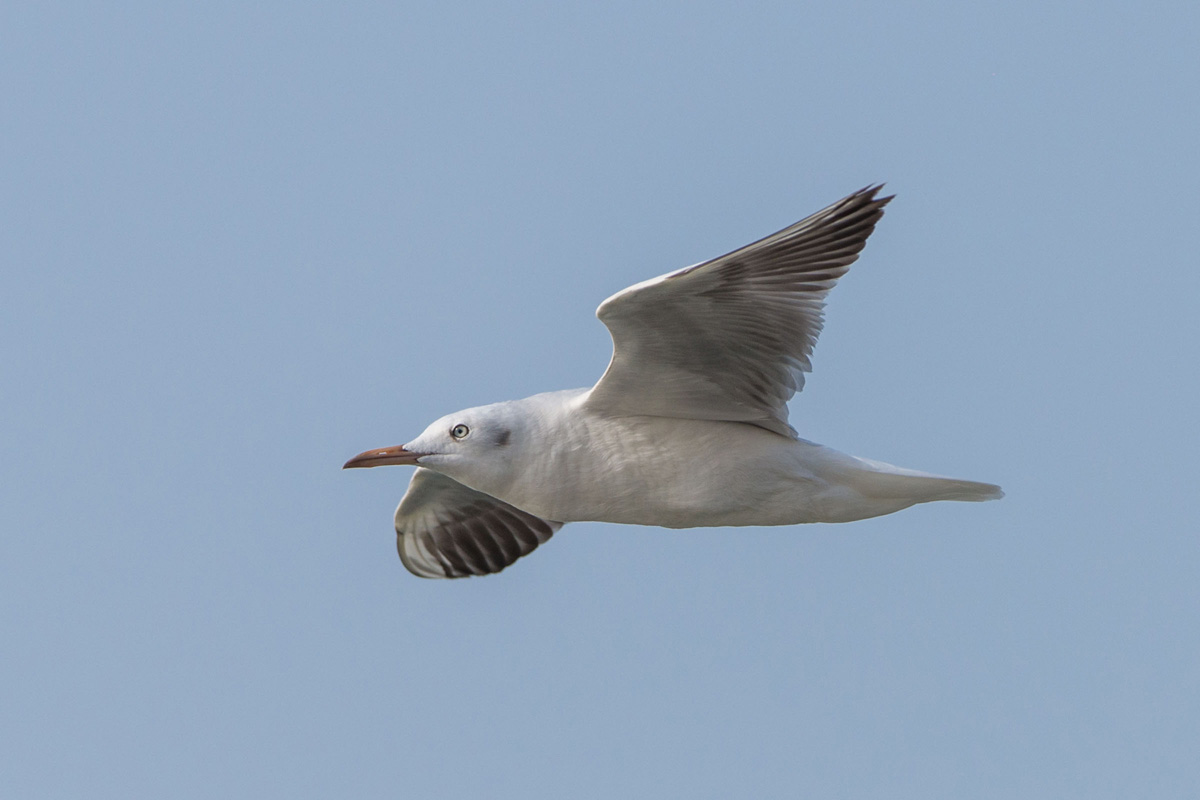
[394,468,563,579]
[583,186,892,437]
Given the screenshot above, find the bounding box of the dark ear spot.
[495,428,511,447]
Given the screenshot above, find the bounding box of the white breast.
[503,410,828,527]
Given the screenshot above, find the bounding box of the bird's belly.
[507,417,831,527]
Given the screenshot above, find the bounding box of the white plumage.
[345,186,1002,578]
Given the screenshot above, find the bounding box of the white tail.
[848,456,1004,503]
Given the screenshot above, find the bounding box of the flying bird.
[345,186,1002,578]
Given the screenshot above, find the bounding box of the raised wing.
[394,468,563,579]
[583,186,892,437]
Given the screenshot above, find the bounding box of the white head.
[343,399,532,498]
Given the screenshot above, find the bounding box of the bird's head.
[343,401,523,495]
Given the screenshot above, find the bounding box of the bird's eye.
[450,424,470,440]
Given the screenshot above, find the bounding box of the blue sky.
[3,2,1198,797]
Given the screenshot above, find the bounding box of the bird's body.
[423,389,1000,529]
[346,186,1002,578]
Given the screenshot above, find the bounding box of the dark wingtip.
[855,183,895,207]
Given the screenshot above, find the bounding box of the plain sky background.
[3,2,1198,797]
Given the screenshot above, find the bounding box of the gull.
[345,186,1002,578]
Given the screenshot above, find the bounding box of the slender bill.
[343,446,422,469]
